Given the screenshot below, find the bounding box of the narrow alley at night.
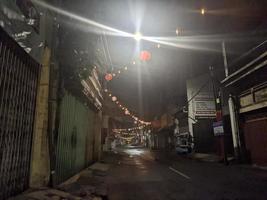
[0,0,267,199]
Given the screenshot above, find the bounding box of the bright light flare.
[32,0,133,38]
[134,32,142,41]
[176,28,180,35]
[33,0,221,53]
[201,8,205,15]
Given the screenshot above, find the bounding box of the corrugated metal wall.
[0,28,40,199]
[54,93,94,184]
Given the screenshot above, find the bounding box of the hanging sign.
[213,121,224,136]
[194,95,216,118]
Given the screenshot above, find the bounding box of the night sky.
[60,0,267,120]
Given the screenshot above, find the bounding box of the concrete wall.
[187,73,216,137]
[28,0,59,187]
[29,47,51,187]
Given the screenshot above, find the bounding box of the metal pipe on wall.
[228,95,241,160]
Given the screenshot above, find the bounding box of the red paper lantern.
[111,96,117,102]
[105,73,113,81]
[140,50,151,61]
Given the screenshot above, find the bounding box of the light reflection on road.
[113,146,155,162]
[123,148,145,156]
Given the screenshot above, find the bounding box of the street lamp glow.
[175,28,180,35]
[134,32,142,41]
[201,8,205,15]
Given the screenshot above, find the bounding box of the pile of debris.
[9,163,110,200]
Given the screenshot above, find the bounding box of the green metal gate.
[0,28,40,199]
[55,93,94,184]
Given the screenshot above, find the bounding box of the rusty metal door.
[244,116,267,166]
[0,28,40,199]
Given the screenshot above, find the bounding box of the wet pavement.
[104,146,267,200]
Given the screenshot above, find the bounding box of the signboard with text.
[213,121,224,136]
[194,95,216,118]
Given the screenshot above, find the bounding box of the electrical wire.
[103,31,113,70]
[174,76,211,115]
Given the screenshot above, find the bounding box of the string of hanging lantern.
[118,135,135,141]
[112,125,146,133]
[104,89,152,126]
[105,65,129,82]
[104,50,152,82]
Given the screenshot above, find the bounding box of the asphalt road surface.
[104,146,267,200]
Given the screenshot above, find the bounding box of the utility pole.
[222,41,229,77]
[210,66,228,165]
[222,41,241,161]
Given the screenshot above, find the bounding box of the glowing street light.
[201,8,205,15]
[134,32,142,41]
[175,28,180,36]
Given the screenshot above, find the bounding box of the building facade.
[222,41,267,166]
